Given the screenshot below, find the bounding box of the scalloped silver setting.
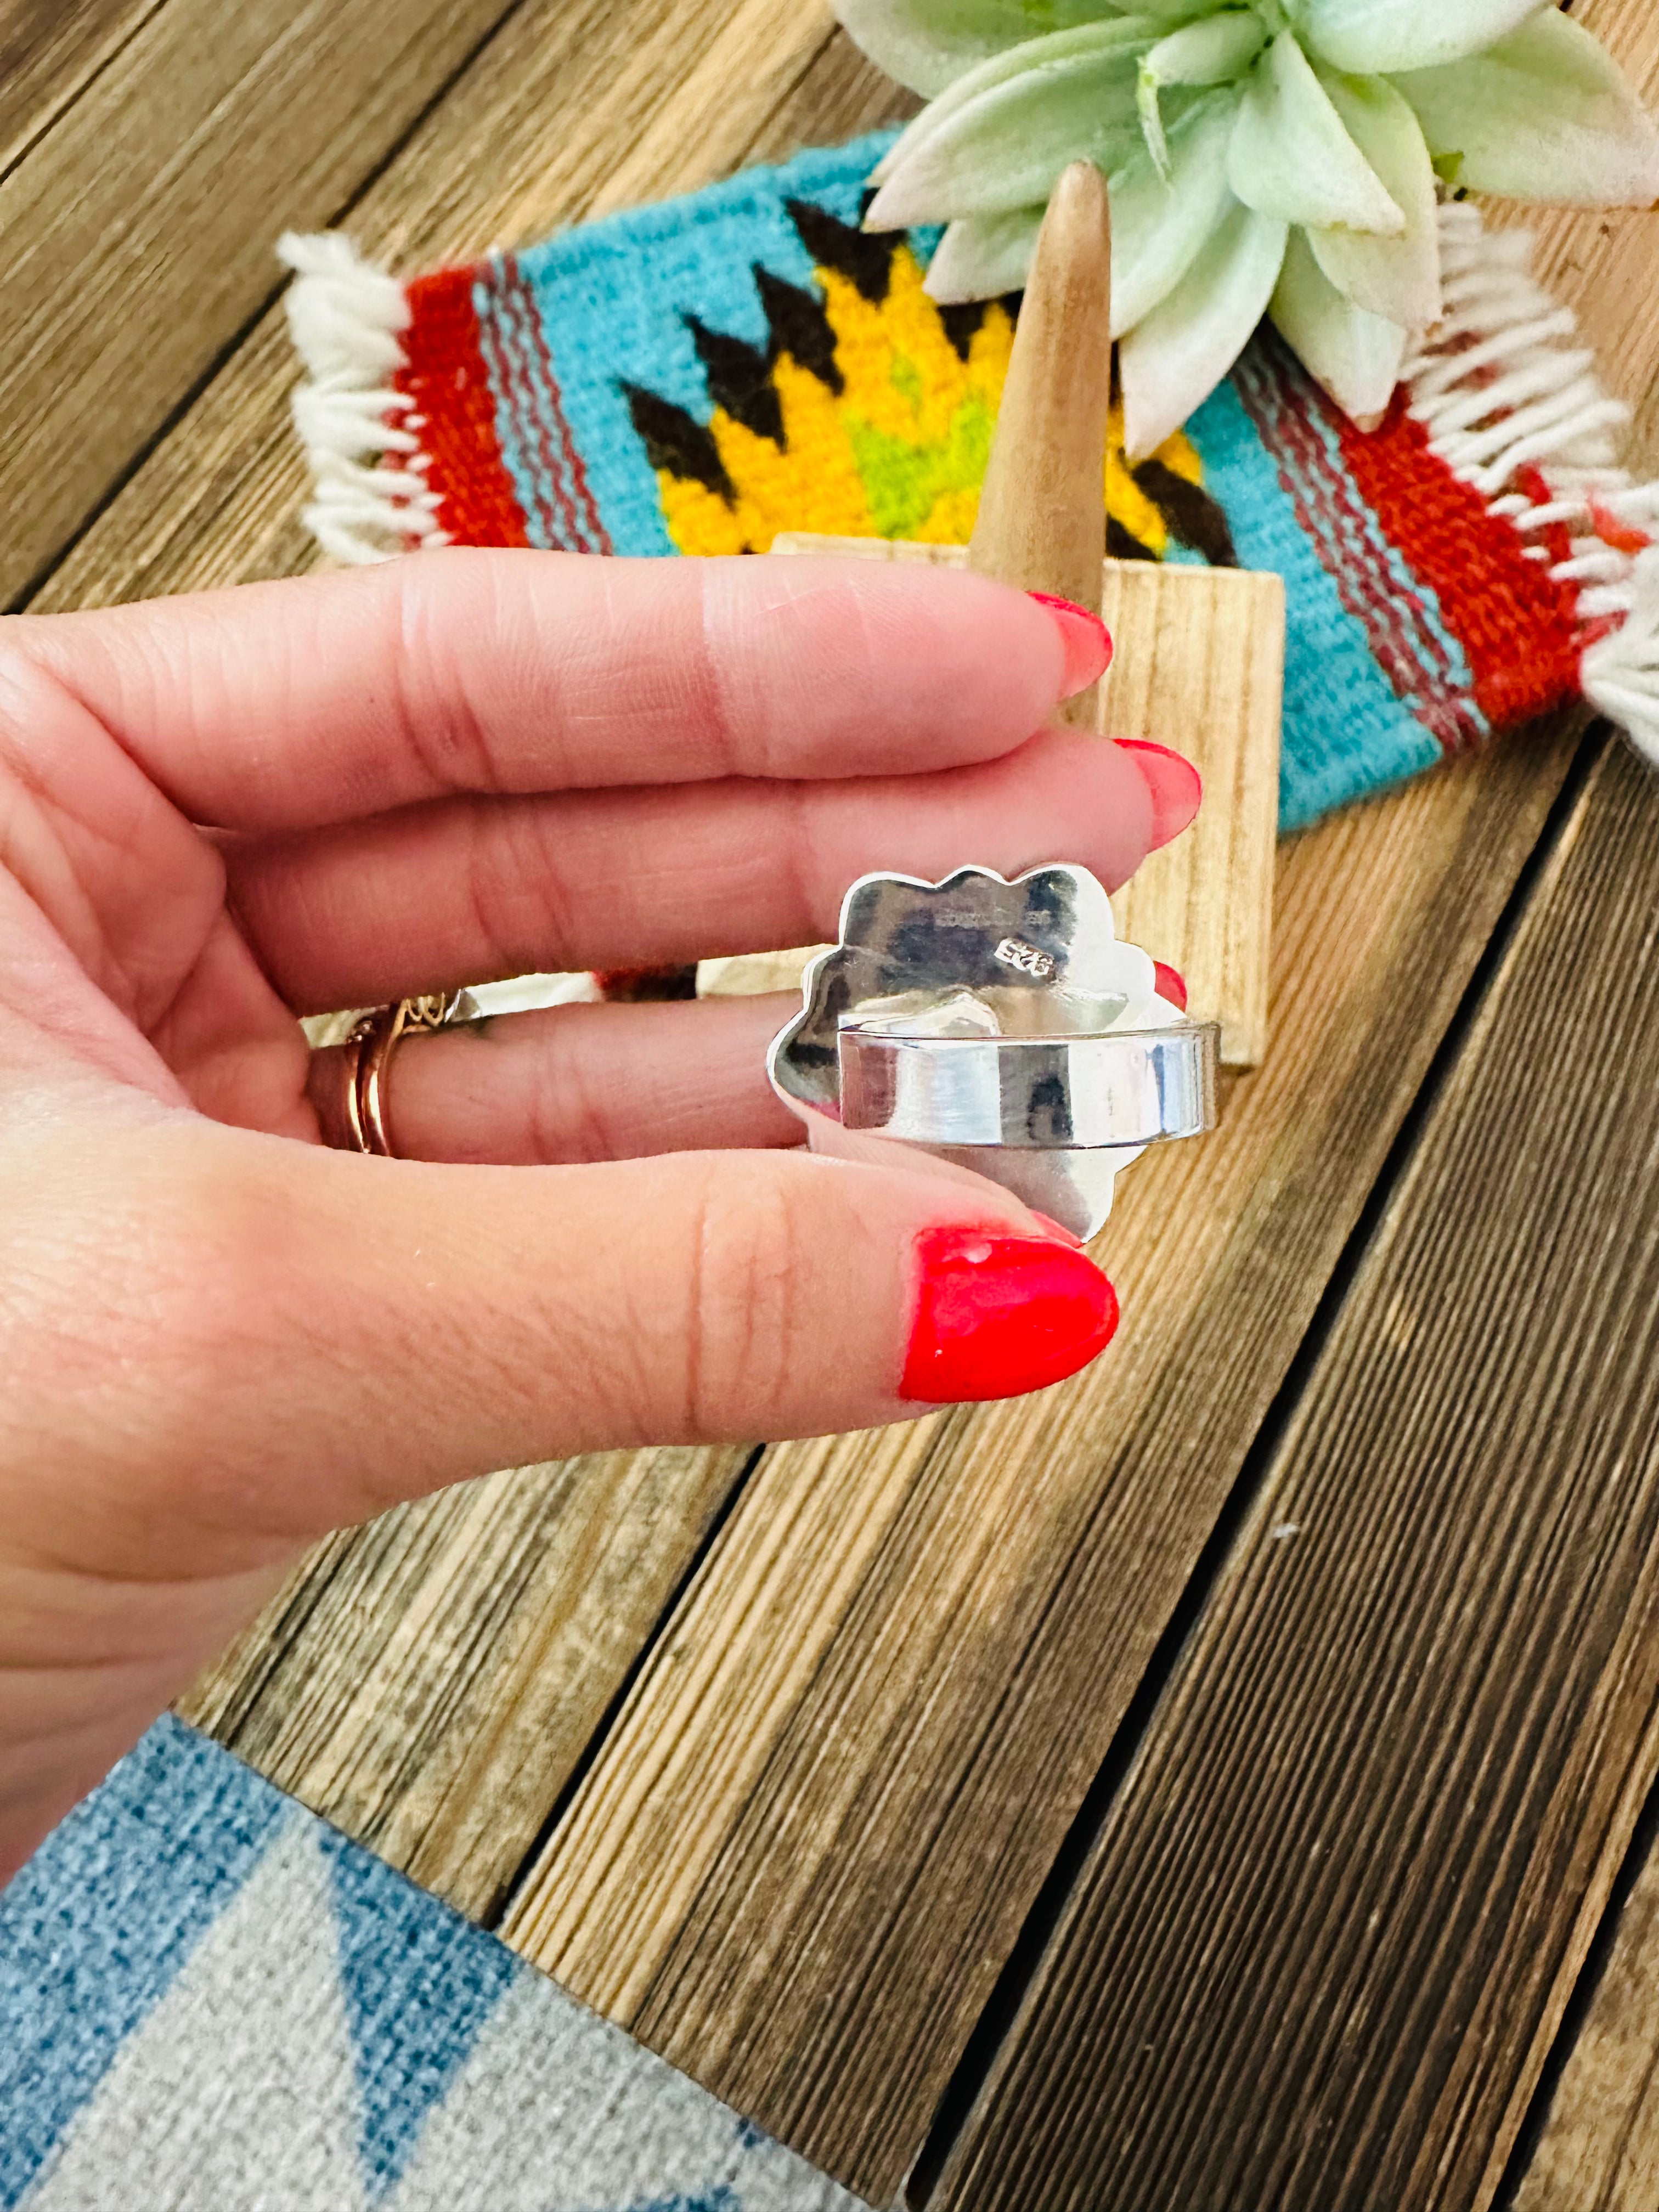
[768,864,1218,1239]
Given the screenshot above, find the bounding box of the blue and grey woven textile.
[1,1718,866,2211]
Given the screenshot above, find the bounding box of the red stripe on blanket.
[397,267,529,549]
[1233,338,1480,753]
[1333,392,1582,736]
[504,261,610,554]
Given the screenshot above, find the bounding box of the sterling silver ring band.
[836,1022,1220,1150]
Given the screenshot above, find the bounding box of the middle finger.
[229,729,1190,1014]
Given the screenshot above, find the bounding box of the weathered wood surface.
[15,2,1659,2207]
[1514,1826,1659,2212]
[500,718,1581,2202]
[27,0,859,614]
[0,0,535,607]
[933,736,1659,2212]
[0,0,160,177]
[177,1446,751,1922]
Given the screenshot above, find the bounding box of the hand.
[0,549,1197,1881]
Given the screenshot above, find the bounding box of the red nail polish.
[1115,738,1203,844]
[902,1225,1118,1403]
[1153,961,1188,1012]
[1028,591,1113,697]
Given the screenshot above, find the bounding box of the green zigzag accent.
[845,381,996,540]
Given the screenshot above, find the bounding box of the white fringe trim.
[277,232,449,566]
[1404,201,1659,769]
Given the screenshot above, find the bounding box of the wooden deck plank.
[0,0,526,607]
[177,1447,750,1922]
[930,736,1659,2212]
[1513,1830,1659,2210]
[499,716,1583,2202]
[0,0,164,178]
[30,0,861,614]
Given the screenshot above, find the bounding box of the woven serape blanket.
[1,1718,866,2212]
[282,133,1659,832]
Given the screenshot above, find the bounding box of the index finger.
[11,549,1100,833]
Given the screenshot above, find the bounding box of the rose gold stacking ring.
[337,992,466,1156]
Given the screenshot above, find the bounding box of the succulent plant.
[843,0,1659,455]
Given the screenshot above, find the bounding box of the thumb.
[27,1119,1118,1576]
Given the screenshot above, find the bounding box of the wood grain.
[1100,561,1283,1065]
[0,0,534,607]
[759,538,1286,1063]
[741,18,918,163]
[178,1446,749,1921]
[500,714,1582,2202]
[0,0,163,179]
[933,737,1659,2212]
[1513,1836,1659,2211]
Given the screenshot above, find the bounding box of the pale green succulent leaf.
[1111,89,1241,331]
[1120,198,1288,456]
[1146,10,1266,85]
[922,92,1237,314]
[865,20,1154,225]
[1227,31,1406,234]
[1271,227,1408,423]
[868,15,1156,184]
[1137,13,1263,179]
[1307,69,1439,327]
[1395,10,1659,207]
[830,0,1135,97]
[1291,0,1547,76]
[924,206,1047,300]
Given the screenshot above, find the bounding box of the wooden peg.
[966,159,1113,730]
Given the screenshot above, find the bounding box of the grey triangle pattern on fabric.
[3,1720,872,2212]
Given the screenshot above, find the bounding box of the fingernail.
[1153,961,1188,1012]
[1115,738,1203,845]
[1029,591,1113,698]
[902,1225,1118,1403]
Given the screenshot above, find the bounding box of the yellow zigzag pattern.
[657,242,1203,560]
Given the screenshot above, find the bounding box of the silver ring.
[767,862,1223,1239]
[838,1022,1217,1148]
